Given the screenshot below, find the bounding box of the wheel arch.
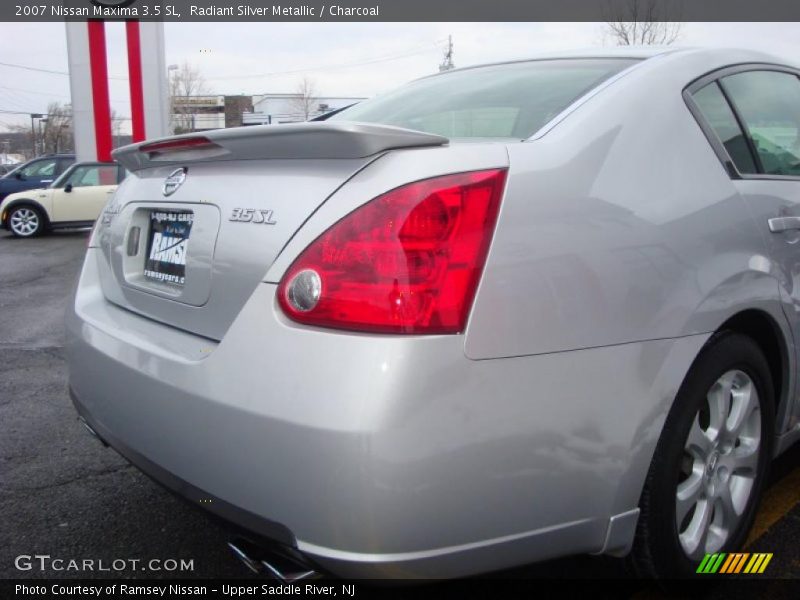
[713,308,792,436]
[2,198,51,229]
[608,306,793,548]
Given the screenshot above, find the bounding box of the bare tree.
[4,120,34,159]
[439,35,455,72]
[5,102,74,156]
[4,124,35,159]
[169,61,212,133]
[40,102,73,154]
[603,0,683,46]
[289,77,318,122]
[5,103,130,156]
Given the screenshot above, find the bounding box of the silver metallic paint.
[94,158,379,340]
[113,122,449,172]
[66,260,710,576]
[67,47,800,578]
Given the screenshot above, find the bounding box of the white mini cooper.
[0,161,126,238]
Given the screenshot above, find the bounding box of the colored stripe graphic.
[757,554,773,573]
[720,553,737,573]
[710,553,726,573]
[697,552,773,574]
[697,553,727,573]
[744,553,773,574]
[721,553,746,573]
[733,553,749,573]
[745,554,760,573]
[696,554,712,573]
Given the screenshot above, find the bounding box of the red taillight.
[277,169,507,334]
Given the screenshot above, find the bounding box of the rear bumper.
[66,249,708,578]
[71,389,296,548]
[70,387,610,578]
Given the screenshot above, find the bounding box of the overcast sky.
[0,21,798,133]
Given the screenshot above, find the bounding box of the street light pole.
[29,113,44,158]
[39,118,48,155]
[38,118,49,155]
[167,64,178,134]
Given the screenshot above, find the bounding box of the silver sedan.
[67,46,800,579]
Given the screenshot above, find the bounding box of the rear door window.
[720,70,800,177]
[66,164,119,187]
[691,82,758,175]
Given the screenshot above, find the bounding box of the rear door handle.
[768,216,800,233]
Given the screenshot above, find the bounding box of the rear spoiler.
[112,122,449,172]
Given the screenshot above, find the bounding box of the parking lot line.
[746,465,800,547]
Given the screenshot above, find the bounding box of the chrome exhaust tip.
[227,538,320,582]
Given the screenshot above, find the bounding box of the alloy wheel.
[675,369,762,560]
[9,208,40,237]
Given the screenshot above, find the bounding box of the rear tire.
[7,205,46,238]
[629,332,775,578]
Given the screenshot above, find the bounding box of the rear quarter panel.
[465,51,789,361]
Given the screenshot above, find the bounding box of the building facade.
[242,94,365,125]
[171,95,255,133]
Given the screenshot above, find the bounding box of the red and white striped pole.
[124,20,170,142]
[125,20,146,143]
[66,20,112,162]
[87,20,113,161]
[66,20,169,162]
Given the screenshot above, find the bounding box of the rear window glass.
[330,58,639,139]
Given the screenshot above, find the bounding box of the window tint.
[56,158,74,174]
[329,58,638,139]
[19,159,57,178]
[692,82,757,174]
[721,71,800,176]
[66,165,119,188]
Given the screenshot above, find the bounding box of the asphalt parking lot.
[1,229,798,591]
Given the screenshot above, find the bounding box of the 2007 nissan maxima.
[66,47,800,579]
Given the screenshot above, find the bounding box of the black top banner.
[4,0,800,22]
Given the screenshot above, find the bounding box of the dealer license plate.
[144,211,194,286]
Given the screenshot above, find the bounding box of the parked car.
[0,164,17,176]
[0,154,75,203]
[1,161,125,237]
[67,47,800,580]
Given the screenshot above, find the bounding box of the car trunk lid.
[93,123,447,340]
